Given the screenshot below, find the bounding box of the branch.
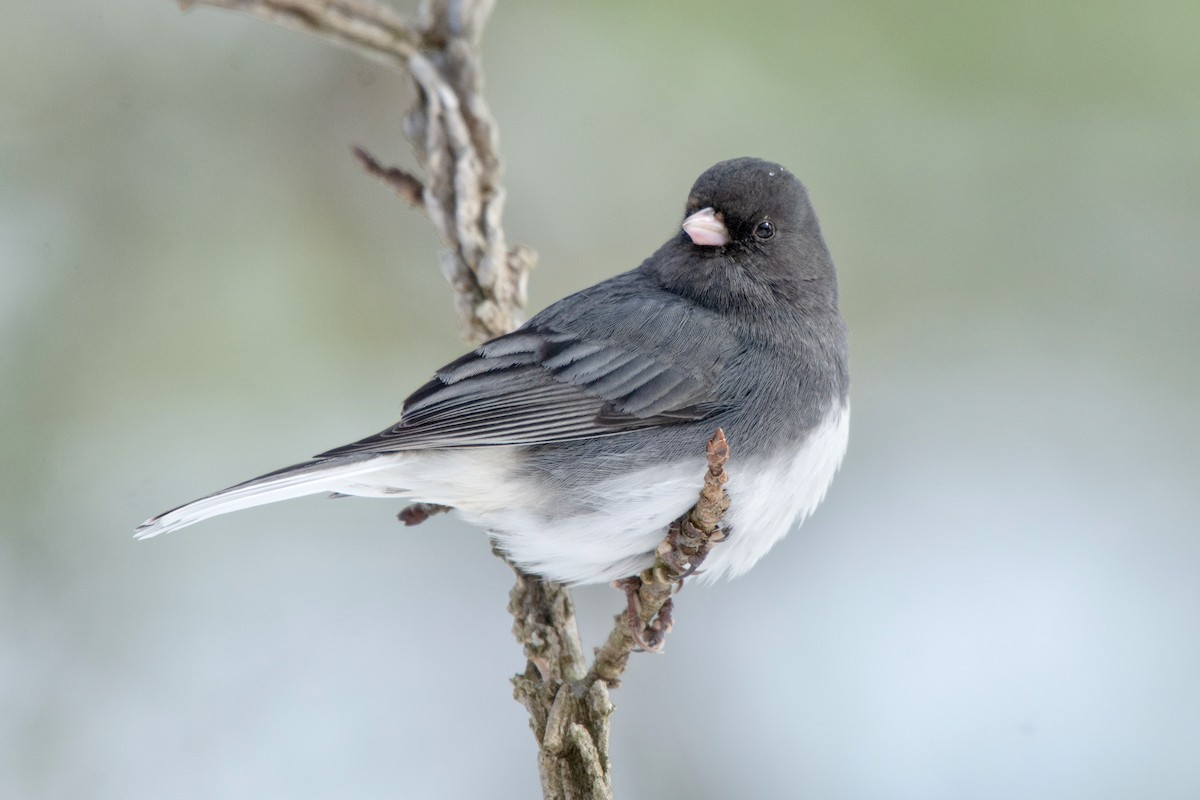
[179,0,421,64]
[180,0,534,342]
[509,430,731,798]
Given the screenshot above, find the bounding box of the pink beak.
[681,207,730,247]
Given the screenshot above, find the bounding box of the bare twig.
[353,146,425,208]
[179,0,421,64]
[396,501,450,526]
[509,430,731,797]
[180,0,533,342]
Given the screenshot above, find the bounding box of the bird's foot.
[616,575,675,653]
[619,575,676,657]
[656,517,730,580]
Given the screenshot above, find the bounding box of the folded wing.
[319,276,734,456]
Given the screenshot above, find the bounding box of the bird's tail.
[134,455,392,540]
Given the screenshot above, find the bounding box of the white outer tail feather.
[134,456,392,540]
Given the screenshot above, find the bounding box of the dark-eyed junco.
[137,157,849,585]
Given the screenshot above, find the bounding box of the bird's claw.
[657,518,730,579]
[616,576,674,653]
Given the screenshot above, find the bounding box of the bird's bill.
[681,207,731,247]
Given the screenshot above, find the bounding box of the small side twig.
[397,502,450,526]
[178,0,421,65]
[353,146,425,208]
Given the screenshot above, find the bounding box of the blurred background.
[3,0,1199,797]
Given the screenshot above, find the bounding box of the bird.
[136,157,850,586]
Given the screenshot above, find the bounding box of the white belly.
[139,402,848,579]
[705,402,850,582]
[362,403,850,585]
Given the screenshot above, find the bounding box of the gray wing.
[317,272,734,456]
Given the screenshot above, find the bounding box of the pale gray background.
[3,1,1198,798]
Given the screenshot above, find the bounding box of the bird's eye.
[754,220,775,239]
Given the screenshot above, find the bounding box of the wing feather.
[318,271,737,458]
